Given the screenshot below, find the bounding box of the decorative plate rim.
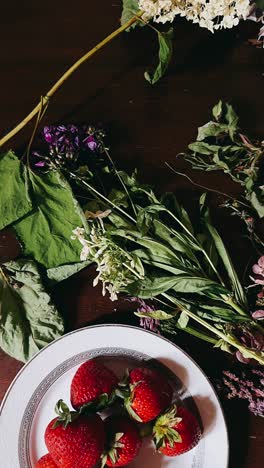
[0,324,229,468]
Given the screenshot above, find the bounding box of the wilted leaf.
[144,29,173,85]
[212,100,223,121]
[0,259,64,362]
[134,309,174,320]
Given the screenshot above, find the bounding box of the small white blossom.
[138,0,251,32]
[71,225,144,301]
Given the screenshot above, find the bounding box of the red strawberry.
[71,359,118,411]
[120,367,173,423]
[153,405,201,456]
[35,454,57,468]
[101,416,142,467]
[45,400,105,468]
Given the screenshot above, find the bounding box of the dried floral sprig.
[218,367,264,417]
[176,100,264,251]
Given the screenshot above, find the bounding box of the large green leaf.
[145,28,173,85]
[128,275,180,298]
[132,249,190,275]
[47,260,92,286]
[0,260,64,362]
[0,151,32,230]
[172,276,223,294]
[121,0,142,31]
[13,170,87,269]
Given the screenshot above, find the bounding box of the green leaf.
[121,0,142,31]
[177,311,189,329]
[201,205,247,308]
[212,100,223,121]
[109,189,129,208]
[132,249,189,275]
[144,28,173,85]
[128,275,180,298]
[137,204,165,235]
[188,142,221,156]
[0,259,64,362]
[172,276,223,294]
[214,339,232,353]
[249,191,264,218]
[135,309,174,320]
[197,122,228,141]
[225,103,239,140]
[47,260,92,286]
[13,170,87,269]
[0,151,32,230]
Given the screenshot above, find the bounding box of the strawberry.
[118,367,173,423]
[101,416,142,467]
[45,400,105,468]
[153,405,201,456]
[35,454,58,468]
[70,359,118,411]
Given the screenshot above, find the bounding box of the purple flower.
[39,124,106,166]
[34,161,46,168]
[84,135,98,151]
[252,310,264,320]
[234,327,264,364]
[251,256,264,285]
[129,297,160,333]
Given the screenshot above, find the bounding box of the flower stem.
[224,297,248,316]
[162,293,264,365]
[69,172,137,224]
[0,11,144,148]
[176,324,218,344]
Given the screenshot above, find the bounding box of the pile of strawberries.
[36,359,201,468]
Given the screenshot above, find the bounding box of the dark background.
[0,1,264,467]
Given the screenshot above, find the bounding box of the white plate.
[0,325,229,468]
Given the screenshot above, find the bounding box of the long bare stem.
[0,11,144,148]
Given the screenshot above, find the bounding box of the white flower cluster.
[138,0,251,33]
[71,227,144,301]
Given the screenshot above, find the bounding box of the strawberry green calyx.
[116,373,143,422]
[53,399,79,429]
[101,432,125,467]
[153,405,183,449]
[79,391,116,415]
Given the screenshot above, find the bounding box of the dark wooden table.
[0,2,263,467]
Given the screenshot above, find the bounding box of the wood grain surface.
[0,2,264,467]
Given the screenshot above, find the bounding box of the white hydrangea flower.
[138,0,251,32]
[71,226,144,301]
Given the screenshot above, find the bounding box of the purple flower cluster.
[220,368,264,417]
[235,328,264,364]
[34,124,105,168]
[249,256,264,321]
[129,297,160,333]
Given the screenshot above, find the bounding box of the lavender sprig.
[219,367,264,417]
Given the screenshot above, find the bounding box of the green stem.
[0,11,144,147]
[162,293,264,365]
[176,324,218,344]
[69,172,137,224]
[103,145,138,217]
[224,297,248,316]
[167,209,225,286]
